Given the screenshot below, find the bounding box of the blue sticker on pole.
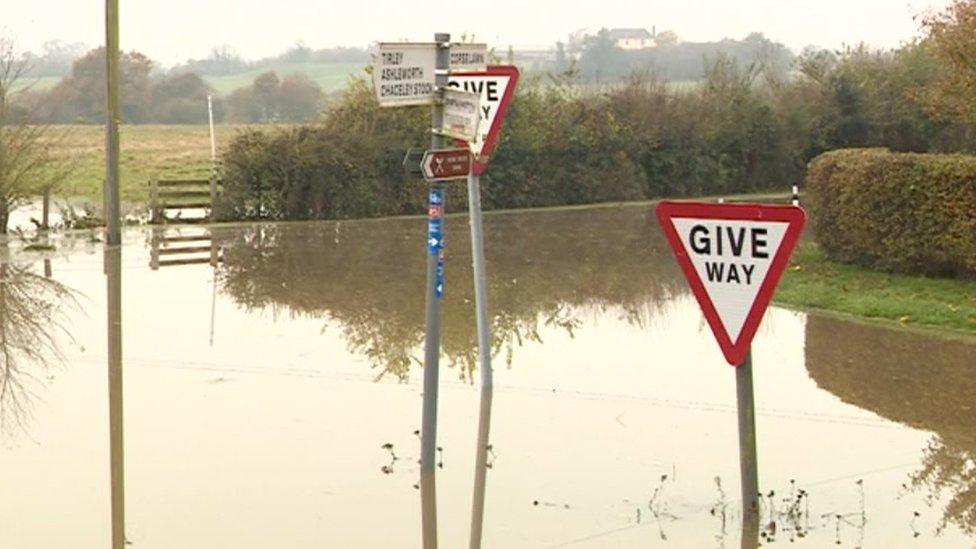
[427,188,445,256]
[435,254,445,298]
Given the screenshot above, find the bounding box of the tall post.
[467,169,494,549]
[736,349,759,522]
[207,94,217,178]
[420,32,450,549]
[104,1,125,549]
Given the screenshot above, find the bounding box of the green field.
[44,124,255,203]
[202,62,367,95]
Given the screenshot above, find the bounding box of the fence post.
[209,176,218,222]
[149,177,160,224]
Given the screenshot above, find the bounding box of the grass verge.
[776,242,976,335]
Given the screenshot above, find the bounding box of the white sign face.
[373,43,487,107]
[374,43,437,107]
[449,43,488,72]
[441,87,481,142]
[447,73,512,155]
[670,218,788,342]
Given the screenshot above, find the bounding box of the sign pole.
[467,167,493,549]
[420,31,450,549]
[735,348,759,522]
[104,0,125,548]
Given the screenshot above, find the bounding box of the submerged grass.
[776,243,976,335]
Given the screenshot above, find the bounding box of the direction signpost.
[374,37,517,549]
[655,201,805,521]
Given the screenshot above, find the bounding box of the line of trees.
[11,48,326,124]
[216,2,976,222]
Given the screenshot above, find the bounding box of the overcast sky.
[3,0,955,66]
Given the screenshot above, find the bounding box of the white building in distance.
[608,28,657,50]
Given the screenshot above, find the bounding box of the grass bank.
[777,243,976,336]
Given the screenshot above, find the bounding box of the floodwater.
[0,204,974,548]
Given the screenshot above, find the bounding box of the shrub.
[806,148,976,277]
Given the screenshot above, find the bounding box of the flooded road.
[0,204,973,548]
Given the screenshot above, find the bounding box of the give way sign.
[655,201,806,366]
[448,65,519,175]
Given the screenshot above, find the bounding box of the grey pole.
[467,171,494,549]
[104,1,125,548]
[735,349,759,523]
[420,32,450,549]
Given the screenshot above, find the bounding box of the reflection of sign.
[448,65,519,175]
[441,87,481,142]
[655,201,806,366]
[373,43,487,107]
[421,148,471,181]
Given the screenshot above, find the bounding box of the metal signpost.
[655,201,805,522]
[374,39,517,549]
[456,66,520,549]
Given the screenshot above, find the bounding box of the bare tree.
[0,261,77,438]
[0,38,72,233]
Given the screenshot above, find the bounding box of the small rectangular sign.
[374,43,437,107]
[440,87,481,142]
[449,43,488,72]
[422,148,472,181]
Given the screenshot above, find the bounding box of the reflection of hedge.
[214,206,686,380]
[806,149,976,278]
[805,315,976,535]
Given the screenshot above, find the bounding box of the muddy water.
[0,205,973,548]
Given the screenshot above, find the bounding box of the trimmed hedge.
[806,149,976,278]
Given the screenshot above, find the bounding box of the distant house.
[608,28,657,50]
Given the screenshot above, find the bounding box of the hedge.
[805,149,976,278]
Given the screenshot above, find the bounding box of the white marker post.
[655,201,805,522]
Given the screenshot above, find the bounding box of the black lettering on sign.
[486,81,498,101]
[752,228,768,259]
[691,224,770,286]
[704,262,757,284]
[690,225,710,254]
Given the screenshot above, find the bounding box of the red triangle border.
[451,65,519,175]
[655,201,806,366]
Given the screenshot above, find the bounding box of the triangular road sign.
[655,201,806,366]
[448,65,519,175]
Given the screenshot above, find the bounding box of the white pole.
[207,94,217,178]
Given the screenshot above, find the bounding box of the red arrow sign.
[655,201,806,366]
[448,65,519,175]
[421,148,471,181]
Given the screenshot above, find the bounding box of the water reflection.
[0,258,77,438]
[805,315,976,537]
[214,207,687,381]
